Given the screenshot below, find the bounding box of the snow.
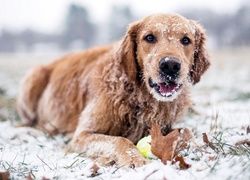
[0,49,250,179]
[0,123,248,180]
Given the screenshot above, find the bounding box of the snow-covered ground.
[0,49,250,179]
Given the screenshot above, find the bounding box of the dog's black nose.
[159,57,181,77]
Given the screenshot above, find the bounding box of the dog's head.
[118,13,210,101]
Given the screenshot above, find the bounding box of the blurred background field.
[0,0,249,53]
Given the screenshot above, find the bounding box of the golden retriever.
[17,13,210,168]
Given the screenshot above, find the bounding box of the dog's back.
[17,45,111,135]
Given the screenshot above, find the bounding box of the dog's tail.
[17,65,51,126]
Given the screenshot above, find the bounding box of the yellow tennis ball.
[136,135,158,159]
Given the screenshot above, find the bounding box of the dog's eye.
[144,34,156,43]
[181,36,191,46]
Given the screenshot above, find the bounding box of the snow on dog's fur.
[17,13,210,167]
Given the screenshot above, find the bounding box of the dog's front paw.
[115,139,150,168]
[97,152,149,168]
[118,153,150,168]
[71,134,150,168]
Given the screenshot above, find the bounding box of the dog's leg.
[69,100,149,168]
[17,65,50,126]
[70,132,148,168]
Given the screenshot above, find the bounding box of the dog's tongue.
[158,82,178,94]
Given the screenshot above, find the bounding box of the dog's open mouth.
[149,78,182,98]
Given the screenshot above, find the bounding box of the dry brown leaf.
[150,123,193,169]
[150,124,179,164]
[90,163,100,177]
[0,171,10,180]
[202,133,219,152]
[235,139,250,147]
[173,156,191,170]
[247,126,250,134]
[41,177,50,180]
[208,155,216,161]
[26,174,33,180]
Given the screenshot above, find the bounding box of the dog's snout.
[159,57,181,76]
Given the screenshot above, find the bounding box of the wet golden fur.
[17,13,210,167]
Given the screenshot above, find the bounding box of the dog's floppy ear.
[190,21,210,84]
[117,21,141,82]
